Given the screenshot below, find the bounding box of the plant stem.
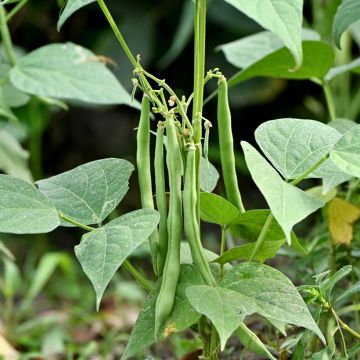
[0,5,16,65]
[192,0,207,142]
[322,82,336,122]
[59,212,153,292]
[331,307,360,341]
[219,226,226,279]
[96,0,137,68]
[6,0,28,21]
[249,213,274,262]
[289,154,329,186]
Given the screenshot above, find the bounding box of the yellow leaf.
[0,334,19,360]
[328,197,360,245]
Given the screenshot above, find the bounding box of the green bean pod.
[136,95,159,273]
[217,77,245,213]
[184,146,216,286]
[155,123,168,274]
[155,116,182,337]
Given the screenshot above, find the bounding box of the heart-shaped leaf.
[224,0,304,66]
[186,285,254,350]
[0,175,60,234]
[37,158,134,226]
[221,262,325,343]
[75,209,159,310]
[241,141,324,243]
[10,43,138,107]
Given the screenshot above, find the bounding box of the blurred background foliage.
[0,0,360,358]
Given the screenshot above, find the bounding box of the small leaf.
[234,323,276,360]
[37,158,134,226]
[242,142,324,243]
[200,157,219,193]
[221,262,325,343]
[306,186,337,204]
[255,118,341,180]
[186,285,253,350]
[228,41,334,87]
[336,281,360,303]
[122,265,205,360]
[325,58,360,81]
[0,175,60,234]
[75,209,159,310]
[328,197,360,245]
[330,124,360,178]
[320,265,352,299]
[58,0,96,31]
[224,0,304,66]
[200,192,239,226]
[215,239,285,264]
[180,242,219,264]
[0,130,32,182]
[333,0,360,48]
[10,43,138,107]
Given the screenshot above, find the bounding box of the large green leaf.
[221,262,325,343]
[58,0,96,30]
[328,118,358,134]
[333,0,360,48]
[200,192,239,226]
[255,118,341,180]
[228,41,334,87]
[0,129,32,182]
[9,43,138,107]
[200,157,219,193]
[37,158,134,226]
[325,58,360,81]
[241,142,324,243]
[0,175,60,234]
[186,285,253,350]
[218,29,320,70]
[121,265,205,360]
[75,209,159,310]
[224,0,304,66]
[330,125,360,178]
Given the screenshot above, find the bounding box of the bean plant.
[0,0,360,358]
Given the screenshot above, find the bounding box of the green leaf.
[75,209,159,310]
[306,186,337,204]
[186,285,253,350]
[333,0,360,48]
[241,142,324,243]
[330,124,360,178]
[0,86,17,122]
[218,29,320,70]
[228,41,334,87]
[200,192,239,226]
[224,0,304,66]
[328,118,358,134]
[9,43,138,107]
[234,323,276,360]
[325,58,360,81]
[200,157,219,193]
[322,170,352,194]
[221,262,325,343]
[0,175,60,234]
[336,281,360,303]
[180,242,219,264]
[215,239,285,264]
[57,0,96,31]
[121,265,205,360]
[320,265,352,299]
[255,118,341,180]
[0,130,32,182]
[37,158,134,226]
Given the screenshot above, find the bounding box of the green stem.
[322,82,336,122]
[0,5,16,65]
[348,82,360,120]
[59,212,153,292]
[331,307,360,341]
[96,0,137,68]
[290,154,329,186]
[219,226,226,279]
[249,213,274,262]
[6,0,28,21]
[192,0,207,143]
